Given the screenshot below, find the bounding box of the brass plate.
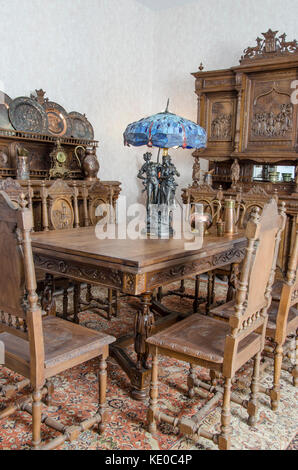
[0,92,14,130]
[44,101,72,137]
[69,112,94,140]
[9,96,48,133]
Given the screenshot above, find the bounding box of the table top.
[31,226,246,271]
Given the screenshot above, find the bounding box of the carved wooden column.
[81,182,90,227]
[40,181,49,231]
[233,73,244,154]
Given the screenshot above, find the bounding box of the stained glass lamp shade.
[123,111,207,150]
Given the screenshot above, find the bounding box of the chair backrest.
[223,198,286,377]
[275,225,298,344]
[0,190,44,386]
[235,186,278,229]
[87,181,114,225]
[40,180,79,231]
[0,178,33,212]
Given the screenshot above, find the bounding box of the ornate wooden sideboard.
[190,29,298,187]
[0,128,121,231]
[183,29,298,274]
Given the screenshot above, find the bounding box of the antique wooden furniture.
[213,223,298,411]
[78,181,120,320]
[0,191,115,450]
[186,28,298,276]
[262,227,298,410]
[146,199,285,450]
[160,185,224,312]
[30,225,247,400]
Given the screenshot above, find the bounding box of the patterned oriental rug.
[0,279,297,450]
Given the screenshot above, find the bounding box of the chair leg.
[107,289,113,321]
[86,284,92,303]
[147,350,159,434]
[187,363,196,398]
[44,380,54,407]
[32,388,42,449]
[218,377,231,450]
[98,356,107,434]
[73,283,81,324]
[62,281,69,319]
[193,276,200,313]
[157,287,163,302]
[247,352,261,426]
[270,343,283,411]
[292,330,298,387]
[114,290,120,317]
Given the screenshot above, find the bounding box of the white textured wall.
[0,0,155,206]
[0,0,297,206]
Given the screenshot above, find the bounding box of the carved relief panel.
[204,92,237,158]
[243,70,297,154]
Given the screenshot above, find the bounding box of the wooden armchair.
[160,184,224,313]
[78,181,119,321]
[258,227,298,410]
[0,191,115,450]
[146,199,285,450]
[40,180,81,321]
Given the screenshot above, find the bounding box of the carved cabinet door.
[241,69,298,158]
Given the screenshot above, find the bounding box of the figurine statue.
[231,158,240,189]
[138,152,159,207]
[160,155,180,206]
[192,155,201,187]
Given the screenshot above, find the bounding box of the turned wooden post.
[148,348,159,434]
[218,377,231,450]
[98,355,107,434]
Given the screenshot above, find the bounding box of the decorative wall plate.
[44,101,72,137]
[69,112,94,140]
[9,97,48,134]
[0,92,14,130]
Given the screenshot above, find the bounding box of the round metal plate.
[9,96,48,134]
[44,101,72,137]
[0,92,14,130]
[69,111,94,140]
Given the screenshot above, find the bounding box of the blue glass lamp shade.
[123,111,207,150]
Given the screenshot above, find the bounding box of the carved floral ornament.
[240,29,298,63]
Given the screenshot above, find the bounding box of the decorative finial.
[199,63,204,71]
[165,99,170,113]
[19,193,28,209]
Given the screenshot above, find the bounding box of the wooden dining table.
[31,226,247,400]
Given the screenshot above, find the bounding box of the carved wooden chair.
[0,191,115,450]
[159,184,224,313]
[78,181,120,321]
[258,227,298,410]
[40,180,81,321]
[146,199,285,450]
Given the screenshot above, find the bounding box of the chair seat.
[210,300,235,321]
[0,316,115,371]
[147,313,261,364]
[266,301,298,338]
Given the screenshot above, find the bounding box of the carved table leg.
[193,275,200,313]
[134,292,155,371]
